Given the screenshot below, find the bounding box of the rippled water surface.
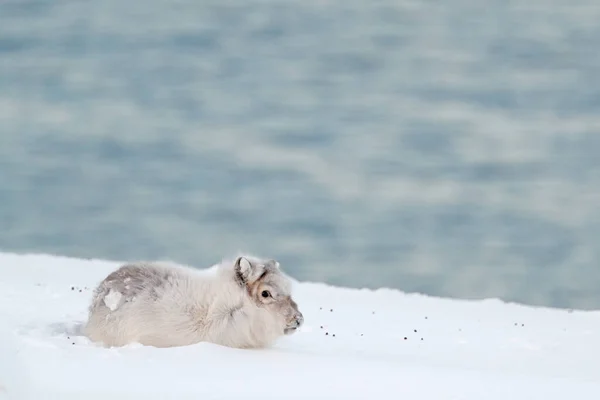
[1,0,600,309]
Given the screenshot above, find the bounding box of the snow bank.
[0,252,598,399]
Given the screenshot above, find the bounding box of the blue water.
[1,0,600,309]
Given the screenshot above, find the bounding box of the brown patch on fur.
[89,263,172,312]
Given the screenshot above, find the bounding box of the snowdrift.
[0,252,599,399]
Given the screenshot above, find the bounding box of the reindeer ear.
[234,256,253,285]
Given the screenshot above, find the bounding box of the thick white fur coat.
[83,255,303,349]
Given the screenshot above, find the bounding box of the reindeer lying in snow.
[83,255,304,349]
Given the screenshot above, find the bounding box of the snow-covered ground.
[1,252,599,399]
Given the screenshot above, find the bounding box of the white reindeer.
[83,255,304,349]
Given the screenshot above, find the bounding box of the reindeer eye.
[261,290,271,298]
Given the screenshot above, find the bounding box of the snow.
[102,289,123,311]
[1,252,599,399]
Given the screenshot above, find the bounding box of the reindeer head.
[234,256,304,335]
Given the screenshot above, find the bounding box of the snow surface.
[0,252,599,400]
[102,289,123,312]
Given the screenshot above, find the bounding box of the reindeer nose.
[294,312,304,327]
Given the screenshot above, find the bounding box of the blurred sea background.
[1,0,599,310]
